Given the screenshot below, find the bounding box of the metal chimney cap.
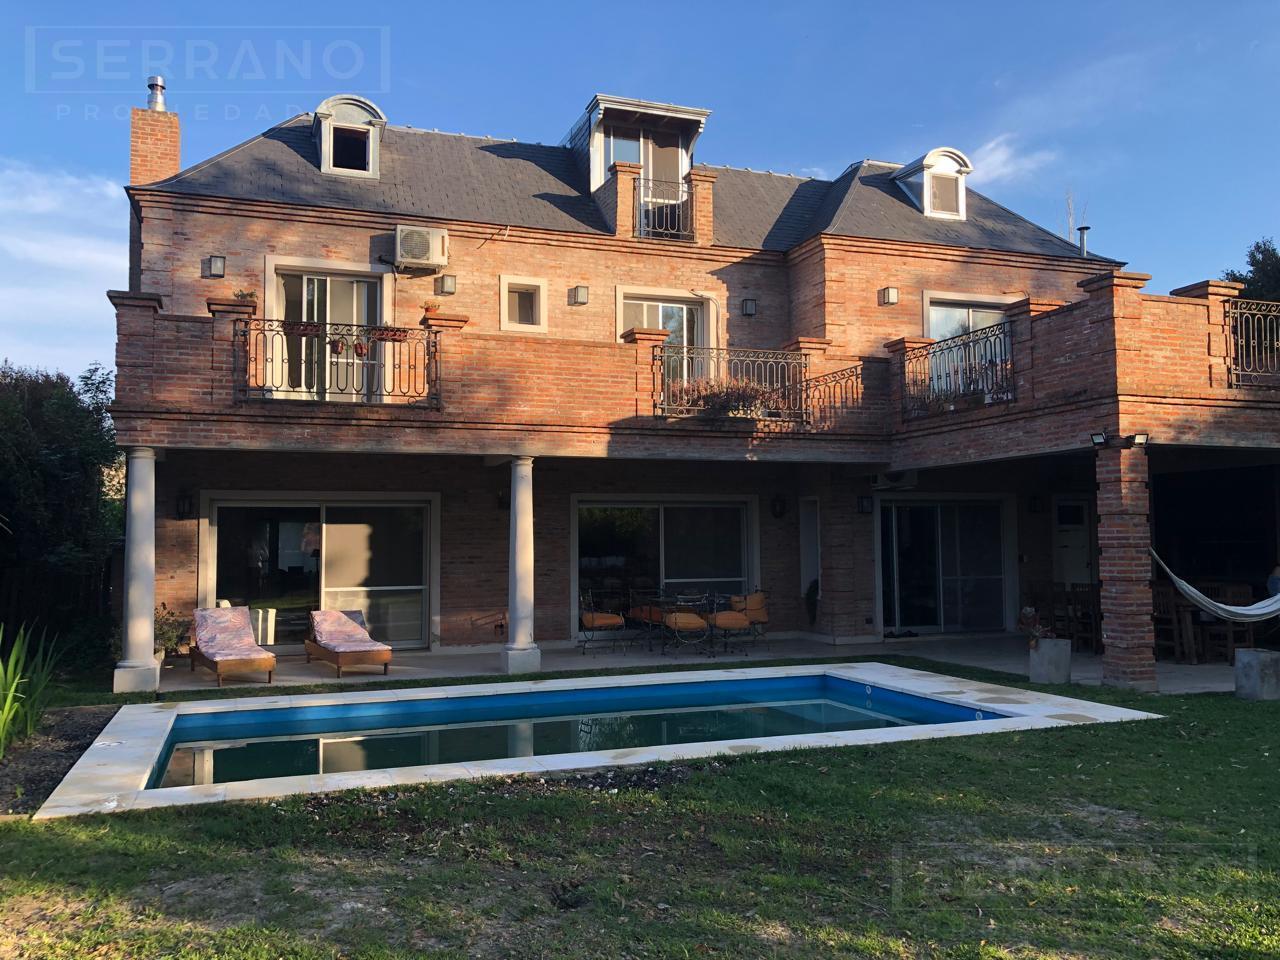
[146,76,167,111]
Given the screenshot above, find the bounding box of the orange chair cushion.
[664,611,707,631]
[581,611,624,630]
[708,611,751,630]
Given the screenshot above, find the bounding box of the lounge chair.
[307,610,392,678]
[191,606,276,687]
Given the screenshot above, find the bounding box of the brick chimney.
[130,76,180,185]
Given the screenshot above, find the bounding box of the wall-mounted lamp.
[1129,432,1150,448]
[1089,432,1109,448]
[175,491,194,521]
[569,285,590,306]
[741,298,757,317]
[201,255,226,279]
[878,286,899,306]
[436,274,457,295]
[770,493,788,519]
[856,495,875,515]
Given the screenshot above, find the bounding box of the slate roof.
[139,115,1117,262]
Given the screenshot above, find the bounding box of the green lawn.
[3,658,1277,959]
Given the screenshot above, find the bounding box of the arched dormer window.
[892,147,973,221]
[314,95,386,179]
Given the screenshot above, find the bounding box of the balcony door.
[880,500,1007,635]
[275,273,380,401]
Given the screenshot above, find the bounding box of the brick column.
[689,165,718,246]
[883,336,934,430]
[610,161,641,238]
[621,327,670,416]
[1096,444,1157,691]
[1170,279,1244,387]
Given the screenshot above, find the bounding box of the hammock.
[1150,550,1280,623]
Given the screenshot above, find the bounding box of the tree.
[0,363,122,656]
[1223,238,1280,301]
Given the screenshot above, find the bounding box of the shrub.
[672,378,782,418]
[155,603,191,656]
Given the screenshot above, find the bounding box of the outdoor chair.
[627,589,667,649]
[729,591,770,648]
[706,594,754,654]
[662,593,712,654]
[1151,582,1189,662]
[578,590,627,654]
[1200,583,1256,664]
[191,606,276,687]
[307,609,393,678]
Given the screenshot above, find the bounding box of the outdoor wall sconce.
[1090,432,1109,447]
[175,491,194,521]
[569,285,589,306]
[770,494,788,519]
[436,274,457,295]
[1129,432,1150,448]
[856,495,874,515]
[201,255,226,279]
[741,298,757,317]
[877,286,899,306]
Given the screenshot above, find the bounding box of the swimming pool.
[35,663,1160,818]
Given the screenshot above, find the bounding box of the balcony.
[635,177,695,241]
[234,319,441,406]
[652,344,865,425]
[902,321,1014,419]
[1226,298,1280,389]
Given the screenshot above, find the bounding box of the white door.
[1052,498,1093,585]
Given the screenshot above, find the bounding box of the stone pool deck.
[158,633,1237,696]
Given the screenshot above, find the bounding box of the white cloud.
[0,159,127,376]
[968,134,1058,187]
[797,166,831,181]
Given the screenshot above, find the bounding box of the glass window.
[606,125,641,166]
[508,287,538,325]
[332,127,369,171]
[622,299,701,345]
[214,506,321,644]
[929,173,960,214]
[927,301,1006,340]
[578,506,661,599]
[323,505,427,646]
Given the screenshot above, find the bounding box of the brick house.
[110,80,1280,693]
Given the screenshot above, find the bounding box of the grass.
[4,657,1278,958]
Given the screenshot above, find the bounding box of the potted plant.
[422,300,443,316]
[1020,605,1071,684]
[370,326,411,343]
[683,378,778,419]
[804,578,820,628]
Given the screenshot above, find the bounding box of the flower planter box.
[369,328,411,343]
[281,321,322,337]
[1028,636,1072,684]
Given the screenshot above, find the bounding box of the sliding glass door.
[213,501,430,647]
[881,500,1006,634]
[577,502,749,602]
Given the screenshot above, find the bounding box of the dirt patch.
[0,705,117,814]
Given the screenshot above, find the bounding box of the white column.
[113,446,160,693]
[501,455,540,673]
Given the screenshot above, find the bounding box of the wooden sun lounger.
[306,610,393,678]
[191,607,276,687]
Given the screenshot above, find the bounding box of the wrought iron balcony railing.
[804,363,864,427]
[234,319,441,406]
[1226,298,1280,389]
[902,321,1014,418]
[653,345,809,421]
[635,177,695,241]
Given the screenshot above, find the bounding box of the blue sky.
[2,0,1278,376]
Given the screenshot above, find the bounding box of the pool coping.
[33,662,1160,819]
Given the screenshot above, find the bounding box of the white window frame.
[614,284,721,347]
[499,275,549,334]
[318,117,383,180]
[567,494,761,639]
[924,171,965,220]
[197,490,442,648]
[921,289,1022,339]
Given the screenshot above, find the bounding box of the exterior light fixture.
[1130,432,1150,447]
[770,494,788,519]
[856,495,874,515]
[1090,432,1108,448]
[569,285,589,306]
[741,298,757,317]
[201,255,226,279]
[878,286,899,306]
[437,274,457,295]
[175,491,194,520]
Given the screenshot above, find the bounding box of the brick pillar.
[1170,279,1244,387]
[883,336,934,430]
[610,161,641,238]
[1096,444,1157,691]
[689,165,718,246]
[621,326,670,416]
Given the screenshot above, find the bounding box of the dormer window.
[892,147,973,221]
[314,95,386,180]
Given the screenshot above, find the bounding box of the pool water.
[151,675,1003,788]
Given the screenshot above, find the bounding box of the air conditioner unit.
[871,470,918,491]
[394,225,449,269]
